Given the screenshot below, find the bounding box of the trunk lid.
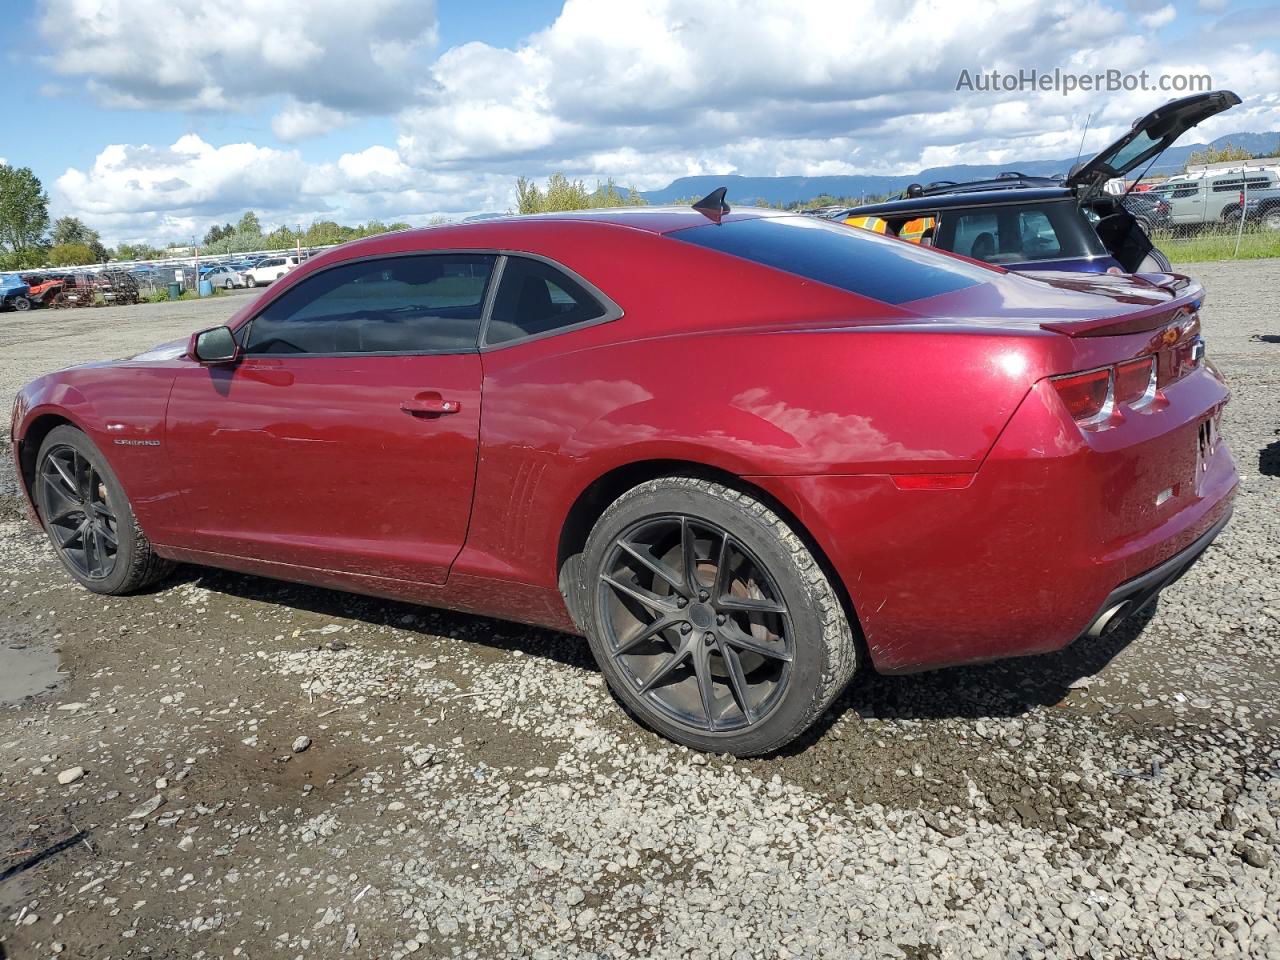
[1066,90,1241,200]
[902,267,1201,338]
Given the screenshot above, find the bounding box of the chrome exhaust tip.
[1087,601,1131,639]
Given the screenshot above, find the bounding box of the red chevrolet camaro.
[11,201,1236,754]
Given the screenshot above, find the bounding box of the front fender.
[12,364,183,539]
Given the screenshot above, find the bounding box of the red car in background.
[10,200,1236,755]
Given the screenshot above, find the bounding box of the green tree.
[204,224,227,246]
[114,242,163,261]
[0,164,50,260]
[237,210,263,237]
[1186,142,1254,168]
[514,174,646,214]
[263,224,296,249]
[48,241,97,266]
[303,220,345,246]
[50,216,107,262]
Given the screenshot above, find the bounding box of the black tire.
[246,276,257,288]
[1262,207,1280,231]
[33,426,172,595]
[582,477,856,756]
[12,295,31,312]
[224,279,234,290]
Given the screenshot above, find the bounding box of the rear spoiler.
[1040,277,1203,338]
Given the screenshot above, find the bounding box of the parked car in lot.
[20,274,69,307]
[10,202,1236,755]
[203,264,246,289]
[1118,191,1172,232]
[1146,165,1280,229]
[834,90,1241,274]
[0,272,32,311]
[242,255,301,287]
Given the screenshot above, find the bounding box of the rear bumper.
[1083,507,1230,639]
[750,364,1237,674]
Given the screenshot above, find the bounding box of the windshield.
[668,215,991,305]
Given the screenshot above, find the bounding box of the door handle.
[400,396,462,416]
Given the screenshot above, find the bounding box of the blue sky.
[2,0,1277,244]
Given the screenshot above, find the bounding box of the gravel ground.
[1,265,1278,959]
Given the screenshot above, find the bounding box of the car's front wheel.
[12,295,31,311]
[246,276,257,287]
[582,477,857,755]
[33,426,172,595]
[224,279,234,290]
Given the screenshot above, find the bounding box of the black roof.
[833,185,1074,220]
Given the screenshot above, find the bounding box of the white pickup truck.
[1146,161,1280,230]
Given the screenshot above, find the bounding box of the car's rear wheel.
[582,477,856,756]
[1262,208,1280,231]
[33,426,172,595]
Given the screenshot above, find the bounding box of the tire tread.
[37,425,173,595]
[588,476,857,755]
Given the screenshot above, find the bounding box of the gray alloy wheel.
[582,477,857,756]
[12,295,31,311]
[246,276,257,287]
[224,278,234,289]
[1263,208,1280,231]
[33,425,172,595]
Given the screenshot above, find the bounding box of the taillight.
[1114,356,1156,407]
[1050,367,1113,425]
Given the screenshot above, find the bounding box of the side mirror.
[190,326,239,364]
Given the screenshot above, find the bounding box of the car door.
[164,252,496,585]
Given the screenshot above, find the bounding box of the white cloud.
[52,136,512,245]
[41,0,1280,243]
[38,0,438,138]
[272,101,355,142]
[1139,4,1177,28]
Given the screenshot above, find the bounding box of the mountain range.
[637,131,1280,206]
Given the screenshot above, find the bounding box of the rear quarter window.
[668,215,991,305]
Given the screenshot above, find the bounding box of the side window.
[243,254,496,355]
[484,256,607,346]
[949,212,1000,261]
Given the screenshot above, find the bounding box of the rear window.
[935,201,1106,265]
[668,215,991,305]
